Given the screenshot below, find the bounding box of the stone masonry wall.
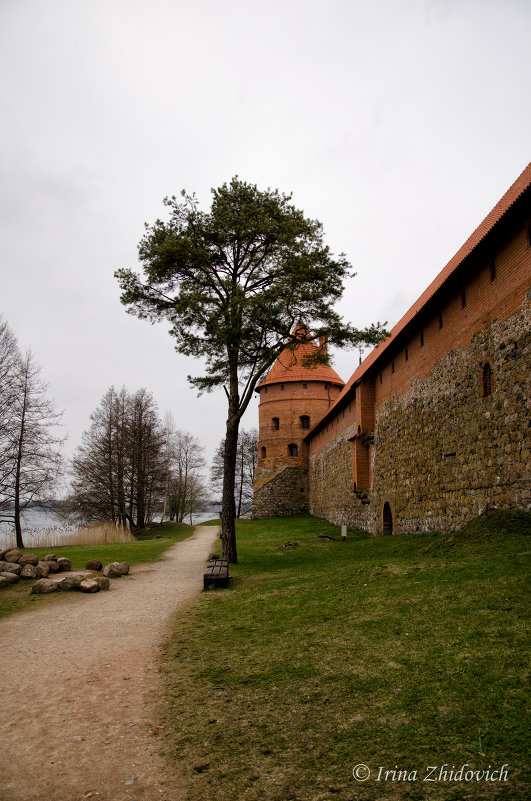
[309,297,531,534]
[252,466,309,518]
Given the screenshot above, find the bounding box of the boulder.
[20,564,39,579]
[103,562,123,578]
[4,549,22,563]
[18,553,39,566]
[57,575,83,591]
[31,578,59,594]
[46,560,60,573]
[0,575,15,588]
[85,559,103,571]
[0,548,11,560]
[56,558,72,572]
[79,579,100,593]
[42,554,57,561]
[36,562,50,578]
[116,561,129,576]
[1,562,22,575]
[0,571,19,584]
[92,576,110,591]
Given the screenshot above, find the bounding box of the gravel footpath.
[0,526,219,801]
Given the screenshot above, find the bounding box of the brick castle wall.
[309,294,531,534]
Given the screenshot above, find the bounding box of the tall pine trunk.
[221,391,240,563]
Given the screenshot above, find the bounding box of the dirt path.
[0,526,219,801]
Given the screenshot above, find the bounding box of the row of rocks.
[31,575,111,594]
[0,548,130,595]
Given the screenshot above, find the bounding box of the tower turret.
[252,329,344,518]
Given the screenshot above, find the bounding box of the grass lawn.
[159,511,530,801]
[0,521,194,619]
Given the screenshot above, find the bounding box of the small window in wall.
[481,362,493,397]
[300,415,310,429]
[439,313,443,329]
[288,443,298,457]
[383,502,393,535]
[303,383,307,389]
[461,290,467,308]
[272,417,279,430]
[490,261,496,281]
[392,360,395,373]
[281,383,285,390]
[405,347,409,361]
[261,446,266,459]
[420,331,424,346]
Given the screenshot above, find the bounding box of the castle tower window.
[272,417,279,430]
[392,360,395,373]
[303,383,307,389]
[288,443,298,457]
[481,362,493,397]
[439,313,443,329]
[405,347,409,361]
[461,290,467,308]
[420,331,424,346]
[490,261,496,281]
[281,383,285,390]
[300,415,310,429]
[261,446,266,459]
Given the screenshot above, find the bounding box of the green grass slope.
[160,511,530,801]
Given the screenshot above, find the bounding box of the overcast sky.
[1,0,529,483]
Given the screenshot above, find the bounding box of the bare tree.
[166,430,205,523]
[0,318,21,524]
[210,428,258,518]
[67,386,166,530]
[2,349,64,548]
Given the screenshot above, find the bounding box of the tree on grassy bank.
[0,319,64,548]
[116,177,386,562]
[210,428,257,518]
[67,386,166,529]
[161,422,206,524]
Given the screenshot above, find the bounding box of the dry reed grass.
[12,521,135,548]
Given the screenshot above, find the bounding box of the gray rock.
[18,553,39,566]
[103,562,122,578]
[116,561,130,576]
[85,559,103,571]
[57,575,84,591]
[0,575,15,588]
[36,562,51,578]
[4,549,22,563]
[0,561,22,574]
[56,558,72,572]
[0,571,19,584]
[42,554,57,561]
[46,560,60,573]
[79,579,100,593]
[0,549,11,560]
[31,578,59,594]
[92,576,110,591]
[20,564,39,579]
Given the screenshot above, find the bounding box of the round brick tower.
[252,328,344,518]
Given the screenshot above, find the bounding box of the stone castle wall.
[309,297,531,534]
[252,466,309,518]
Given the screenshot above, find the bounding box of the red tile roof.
[308,162,531,435]
[258,329,345,389]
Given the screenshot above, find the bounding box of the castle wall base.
[252,466,309,518]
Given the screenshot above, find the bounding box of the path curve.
[0,525,219,801]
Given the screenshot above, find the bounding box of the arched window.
[261,446,266,459]
[288,443,298,457]
[272,417,279,430]
[383,502,393,535]
[300,415,310,430]
[482,362,493,397]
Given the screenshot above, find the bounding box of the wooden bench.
[203,559,229,590]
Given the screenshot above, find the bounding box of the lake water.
[0,507,220,550]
